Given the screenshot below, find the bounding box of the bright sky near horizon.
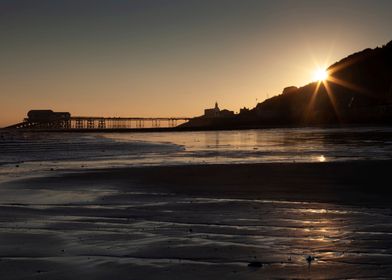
[1,0,392,127]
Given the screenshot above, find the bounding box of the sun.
[313,68,329,82]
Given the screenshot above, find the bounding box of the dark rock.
[248,261,262,268]
[306,255,315,265]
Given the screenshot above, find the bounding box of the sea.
[1,126,392,182]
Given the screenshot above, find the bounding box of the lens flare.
[313,68,329,81]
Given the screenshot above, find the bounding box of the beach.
[1,161,392,279]
[2,1,392,278]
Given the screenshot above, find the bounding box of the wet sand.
[1,161,392,279]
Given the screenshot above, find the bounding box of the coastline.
[2,122,392,133]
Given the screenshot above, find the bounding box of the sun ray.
[304,81,322,122]
[323,80,341,122]
[304,45,372,124]
[327,53,366,76]
[327,76,370,94]
[324,44,334,67]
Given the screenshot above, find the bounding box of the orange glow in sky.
[0,1,391,127]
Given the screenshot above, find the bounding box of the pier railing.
[6,117,191,130]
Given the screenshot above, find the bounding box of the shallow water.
[0,178,391,279]
[1,127,392,181]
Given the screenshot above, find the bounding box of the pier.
[6,110,191,130]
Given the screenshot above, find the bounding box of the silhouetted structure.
[180,102,236,128]
[204,102,234,118]
[27,110,71,123]
[6,110,190,130]
[204,102,221,118]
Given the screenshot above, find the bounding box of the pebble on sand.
[306,255,315,265]
[248,261,263,268]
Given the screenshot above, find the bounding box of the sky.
[1,0,392,127]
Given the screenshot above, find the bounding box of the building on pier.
[27,110,71,123]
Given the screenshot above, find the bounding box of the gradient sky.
[1,0,392,127]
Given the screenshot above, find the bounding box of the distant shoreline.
[2,123,392,133]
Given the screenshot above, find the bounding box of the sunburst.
[313,68,329,82]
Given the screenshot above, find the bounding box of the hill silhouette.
[185,40,392,128]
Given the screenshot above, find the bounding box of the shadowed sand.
[1,161,392,279]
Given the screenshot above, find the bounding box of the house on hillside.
[204,102,234,118]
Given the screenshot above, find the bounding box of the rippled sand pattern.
[1,178,392,279]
